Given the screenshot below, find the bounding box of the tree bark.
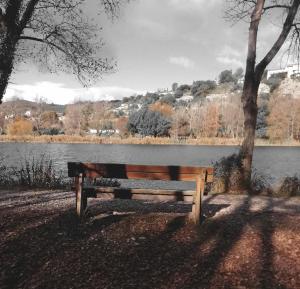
[0,38,17,103]
[0,0,22,104]
[240,0,265,184]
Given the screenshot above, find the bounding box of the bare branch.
[256,0,300,77]
[19,35,68,54]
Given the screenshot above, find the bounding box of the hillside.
[0,99,65,116]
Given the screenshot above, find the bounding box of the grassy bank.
[1,134,300,146]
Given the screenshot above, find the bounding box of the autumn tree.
[226,0,300,183]
[0,0,129,103]
[221,94,244,138]
[89,101,114,130]
[268,94,300,141]
[64,104,82,135]
[149,101,173,118]
[39,111,61,135]
[171,107,191,138]
[7,116,33,135]
[115,116,128,136]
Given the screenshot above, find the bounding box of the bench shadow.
[87,198,230,219]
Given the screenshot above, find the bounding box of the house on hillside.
[258,83,270,94]
[206,94,228,102]
[88,129,98,135]
[267,63,300,79]
[176,95,193,102]
[24,110,31,117]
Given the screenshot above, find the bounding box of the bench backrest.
[68,162,213,182]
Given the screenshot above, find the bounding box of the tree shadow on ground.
[1,194,299,289]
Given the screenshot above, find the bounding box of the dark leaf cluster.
[127,108,171,137]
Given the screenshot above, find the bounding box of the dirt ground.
[1,190,300,289]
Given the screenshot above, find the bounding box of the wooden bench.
[68,162,214,224]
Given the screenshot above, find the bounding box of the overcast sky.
[3,0,289,104]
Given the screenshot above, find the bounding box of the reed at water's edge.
[1,135,300,146]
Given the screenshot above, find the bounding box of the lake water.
[0,143,299,184]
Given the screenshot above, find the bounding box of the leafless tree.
[0,0,128,103]
[225,0,300,183]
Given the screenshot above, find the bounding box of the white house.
[176,95,193,102]
[88,129,98,135]
[258,83,270,94]
[206,93,228,101]
[267,63,300,79]
[24,110,31,117]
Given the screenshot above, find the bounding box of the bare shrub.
[212,153,245,194]
[250,169,272,195]
[13,154,68,189]
[0,153,69,190]
[276,176,300,197]
[212,154,272,195]
[0,154,14,187]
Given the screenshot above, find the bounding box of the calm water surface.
[0,143,299,184]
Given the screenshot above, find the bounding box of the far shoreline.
[0,135,300,147]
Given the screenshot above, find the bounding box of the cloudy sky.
[4,0,288,104]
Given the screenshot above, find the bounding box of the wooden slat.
[75,173,86,217]
[68,162,213,182]
[84,187,195,202]
[95,193,193,202]
[85,186,195,195]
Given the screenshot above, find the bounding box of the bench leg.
[75,173,87,217]
[190,176,204,224]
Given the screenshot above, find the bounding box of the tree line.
[2,75,300,142]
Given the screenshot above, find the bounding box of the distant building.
[98,129,118,136]
[58,115,65,122]
[88,129,98,135]
[258,83,270,94]
[267,64,300,79]
[176,95,193,102]
[24,110,31,117]
[4,114,14,120]
[206,94,228,101]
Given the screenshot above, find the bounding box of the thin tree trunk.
[240,84,259,183]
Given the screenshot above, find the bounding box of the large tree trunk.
[240,83,259,184]
[239,0,264,185]
[0,38,17,104]
[0,1,22,104]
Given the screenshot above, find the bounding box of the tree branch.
[19,35,68,54]
[263,4,291,11]
[255,0,300,78]
[19,0,40,32]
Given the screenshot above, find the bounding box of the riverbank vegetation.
[0,153,67,190]
[1,134,300,146]
[1,70,300,145]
